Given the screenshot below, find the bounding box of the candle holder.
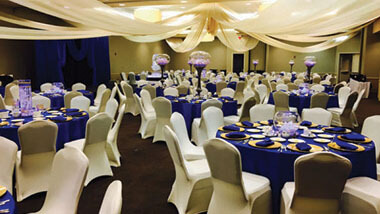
[253,59,259,73]
[154,54,170,85]
[289,59,294,72]
[189,51,211,95]
[304,56,316,83]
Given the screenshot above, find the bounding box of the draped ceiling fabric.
[2,0,380,53]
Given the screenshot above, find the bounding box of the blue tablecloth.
[217,124,377,214]
[0,191,15,214]
[0,111,88,150]
[0,87,4,97]
[268,93,339,114]
[42,91,94,109]
[205,82,237,94]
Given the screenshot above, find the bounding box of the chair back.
[302,108,332,126]
[121,72,127,81]
[128,72,136,85]
[284,78,291,84]
[84,113,113,147]
[152,97,172,119]
[340,92,358,128]
[310,92,329,109]
[250,104,275,122]
[177,85,189,96]
[220,88,235,98]
[142,84,156,99]
[140,89,155,113]
[311,84,325,93]
[64,91,81,108]
[120,82,133,99]
[41,147,89,214]
[235,81,245,93]
[95,84,107,104]
[140,73,147,80]
[4,82,16,105]
[40,83,52,92]
[273,91,289,112]
[10,85,19,100]
[333,83,344,94]
[203,107,224,139]
[71,96,91,112]
[99,180,123,214]
[163,126,186,173]
[0,137,17,194]
[270,82,277,92]
[276,84,288,91]
[0,95,6,110]
[72,83,86,91]
[170,112,193,152]
[105,98,119,119]
[252,88,261,104]
[362,115,380,161]
[164,88,179,97]
[216,81,227,95]
[181,80,191,88]
[32,95,51,109]
[110,86,117,100]
[352,89,365,112]
[287,83,298,91]
[312,76,321,84]
[18,120,57,157]
[99,89,111,113]
[256,84,267,103]
[108,104,125,145]
[291,152,351,213]
[262,79,271,93]
[294,79,304,86]
[329,77,337,85]
[239,96,256,122]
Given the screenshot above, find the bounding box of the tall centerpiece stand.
[253,59,259,73]
[188,59,193,74]
[154,54,170,86]
[289,59,294,72]
[189,51,211,96]
[304,56,316,83]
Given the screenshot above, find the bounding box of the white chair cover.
[40,83,52,92]
[89,89,111,117]
[134,94,156,139]
[203,107,224,140]
[32,95,51,109]
[249,104,275,122]
[152,97,172,143]
[99,180,123,214]
[276,83,289,91]
[106,104,125,167]
[94,84,107,106]
[10,85,19,101]
[71,96,91,112]
[338,86,351,108]
[256,84,268,104]
[164,88,179,97]
[301,108,332,126]
[121,72,127,81]
[110,86,117,100]
[115,83,126,110]
[140,89,155,114]
[220,88,235,98]
[120,81,139,116]
[72,82,86,91]
[64,91,82,109]
[105,98,119,119]
[310,84,325,93]
[0,137,17,195]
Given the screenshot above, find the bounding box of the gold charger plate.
[220,133,250,141]
[62,109,83,113]
[248,140,282,149]
[218,127,245,132]
[328,142,365,152]
[0,186,6,197]
[322,127,352,134]
[337,135,371,144]
[236,122,260,128]
[287,143,324,153]
[260,121,272,125]
[0,121,9,126]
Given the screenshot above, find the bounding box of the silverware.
[0,200,9,206]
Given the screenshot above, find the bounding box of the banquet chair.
[192,99,223,146]
[204,138,272,214]
[277,79,285,84]
[333,83,344,94]
[242,89,255,109]
[329,91,358,128]
[351,89,365,127]
[203,107,224,140]
[164,126,213,214]
[71,96,91,112]
[256,84,268,104]
[94,84,107,106]
[4,82,16,106]
[72,82,86,91]
[329,77,337,85]
[65,113,113,186]
[40,82,52,92]
[165,79,174,87]
[140,89,155,114]
[294,79,304,86]
[283,78,291,84]
[270,82,277,92]
[64,91,82,108]
[114,83,126,110]
[137,80,149,88]
[105,98,119,119]
[110,86,117,100]
[320,80,330,85]
[177,85,189,96]
[10,85,19,101]
[140,73,147,80]
[128,72,136,86]
[134,94,156,139]
[106,104,125,167]
[16,120,58,201]
[0,95,7,110]
[32,95,51,109]
[142,84,156,99]
[287,83,298,91]
[34,147,89,214]
[224,96,256,125]
[216,81,227,95]
[99,180,123,214]
[250,104,275,122]
[171,112,205,161]
[121,81,139,115]
[0,137,17,195]
[312,76,321,84]
[200,87,209,97]
[281,152,351,214]
[181,79,191,88]
[164,87,179,97]
[273,91,297,113]
[301,108,332,126]
[276,84,288,91]
[121,72,127,81]
[234,81,245,104]
[152,97,172,143]
[361,115,380,179]
[310,84,325,93]
[310,92,329,109]
[89,89,111,117]
[220,88,235,98]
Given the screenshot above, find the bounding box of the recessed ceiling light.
[119,3,125,6]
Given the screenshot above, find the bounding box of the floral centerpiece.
[253,59,259,73]
[289,59,295,72]
[304,56,316,83]
[154,54,170,84]
[298,83,310,95]
[189,51,211,95]
[274,111,300,138]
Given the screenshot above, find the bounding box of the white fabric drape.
[2,0,380,53]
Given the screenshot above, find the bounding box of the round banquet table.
[42,90,94,109]
[267,92,339,114]
[0,191,16,214]
[216,123,377,214]
[0,111,89,150]
[205,82,237,94]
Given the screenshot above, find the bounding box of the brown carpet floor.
[16,93,380,214]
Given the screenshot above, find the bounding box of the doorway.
[233,53,244,74]
[338,53,360,82]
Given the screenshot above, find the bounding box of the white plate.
[246,129,261,133]
[250,134,265,139]
[288,138,305,143]
[270,137,286,142]
[314,138,331,143]
[48,110,59,113]
[318,134,335,139]
[301,133,316,138]
[52,112,61,115]
[11,119,24,123]
[45,115,55,118]
[257,126,269,130]
[310,129,324,134]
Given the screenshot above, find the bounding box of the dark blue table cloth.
[268,93,339,114]
[42,91,94,109]
[0,112,89,150]
[217,124,376,214]
[0,87,4,97]
[0,191,15,214]
[205,82,237,94]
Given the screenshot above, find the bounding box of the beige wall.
[0,40,34,79]
[249,42,266,71]
[363,24,380,94]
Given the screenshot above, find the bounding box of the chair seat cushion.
[185,159,211,180]
[183,146,206,161]
[242,171,271,200]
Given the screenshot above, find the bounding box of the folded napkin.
[296,143,312,151]
[267,120,273,125]
[300,121,312,126]
[178,99,188,103]
[226,132,246,139]
[165,95,177,100]
[65,112,83,117]
[326,127,346,132]
[221,96,233,101]
[341,134,366,141]
[65,108,79,113]
[50,116,67,122]
[336,141,358,150]
[241,121,253,127]
[256,139,274,147]
[179,94,187,97]
[223,125,240,131]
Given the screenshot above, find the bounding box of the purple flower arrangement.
[304,60,316,68]
[156,57,169,66]
[279,122,299,138]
